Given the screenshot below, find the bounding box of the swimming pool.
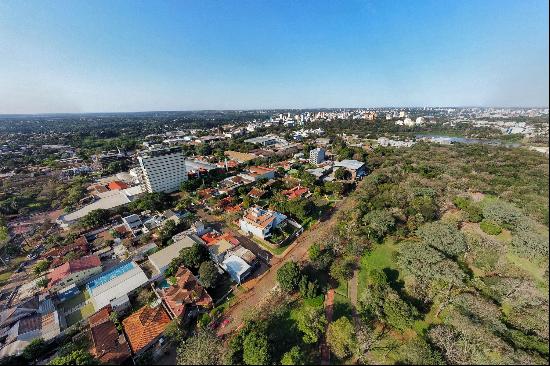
[86,261,135,292]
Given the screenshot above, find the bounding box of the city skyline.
[1,0,548,113]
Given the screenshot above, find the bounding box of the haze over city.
[0,0,548,114]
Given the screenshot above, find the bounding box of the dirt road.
[217,196,355,336]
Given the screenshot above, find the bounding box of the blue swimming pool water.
[58,285,80,302]
[159,279,170,289]
[86,261,135,292]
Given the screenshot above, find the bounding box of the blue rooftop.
[86,261,135,292]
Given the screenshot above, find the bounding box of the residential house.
[42,235,89,267]
[334,160,367,180]
[86,262,149,312]
[157,266,213,319]
[87,306,131,365]
[148,234,204,275]
[239,166,275,182]
[122,304,171,356]
[281,186,309,200]
[47,255,102,292]
[221,255,252,284]
[239,206,287,240]
[108,181,129,191]
[248,187,266,199]
[122,214,144,233]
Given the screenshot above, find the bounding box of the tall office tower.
[309,147,326,165]
[138,147,187,193]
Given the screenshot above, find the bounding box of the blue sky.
[0,0,548,113]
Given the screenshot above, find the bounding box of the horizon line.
[0,105,549,117]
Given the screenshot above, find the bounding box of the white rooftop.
[88,262,149,311]
[334,159,365,170]
[148,234,204,273]
[221,255,251,284]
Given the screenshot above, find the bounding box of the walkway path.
[349,268,360,326]
[321,289,335,365]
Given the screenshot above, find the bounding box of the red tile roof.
[282,186,309,200]
[200,232,239,246]
[42,236,89,264]
[88,305,112,327]
[248,166,274,175]
[108,181,129,190]
[248,188,265,198]
[88,306,131,364]
[122,305,171,354]
[159,267,213,318]
[47,255,101,288]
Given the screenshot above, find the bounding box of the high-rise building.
[138,147,187,193]
[309,147,326,165]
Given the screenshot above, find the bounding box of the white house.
[239,206,287,240]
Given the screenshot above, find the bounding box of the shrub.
[480,220,502,235]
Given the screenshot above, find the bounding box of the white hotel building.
[138,147,188,193]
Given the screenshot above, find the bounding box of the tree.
[479,220,502,235]
[416,222,467,257]
[326,317,356,359]
[37,277,49,288]
[179,244,209,271]
[481,199,523,230]
[298,275,319,299]
[329,257,355,282]
[359,270,417,330]
[295,305,327,344]
[33,260,50,276]
[280,346,306,365]
[158,220,178,247]
[176,329,224,365]
[22,338,47,362]
[129,192,173,212]
[361,209,395,242]
[334,168,350,180]
[243,330,270,365]
[198,261,219,288]
[397,240,466,302]
[308,243,321,261]
[79,209,110,228]
[49,350,98,365]
[276,261,301,292]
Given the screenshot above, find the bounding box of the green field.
[335,277,348,298]
[358,238,398,300]
[60,288,90,312]
[250,235,289,255]
[65,302,95,327]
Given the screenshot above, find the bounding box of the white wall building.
[309,147,325,165]
[138,147,187,193]
[239,206,287,240]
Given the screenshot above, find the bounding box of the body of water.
[416,134,521,148]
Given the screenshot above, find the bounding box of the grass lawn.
[0,271,12,283]
[358,238,399,300]
[506,253,548,291]
[60,289,90,312]
[332,293,353,320]
[335,278,348,298]
[66,302,95,327]
[250,235,289,256]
